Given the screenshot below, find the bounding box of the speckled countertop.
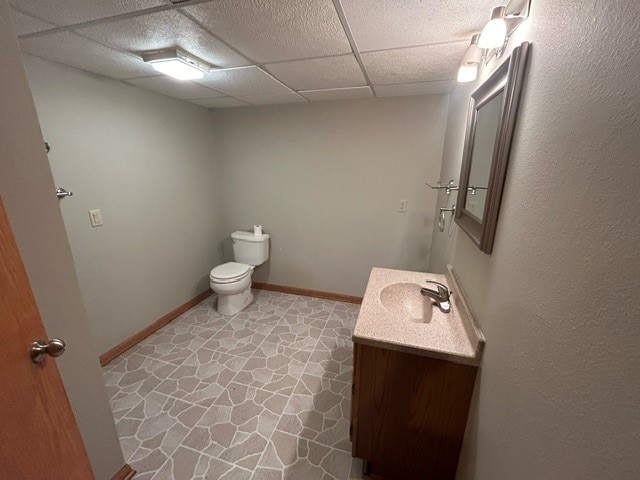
[353,265,485,366]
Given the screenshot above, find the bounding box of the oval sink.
[379,282,433,323]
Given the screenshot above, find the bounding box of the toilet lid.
[210,262,251,282]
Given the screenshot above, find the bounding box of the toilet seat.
[210,262,251,284]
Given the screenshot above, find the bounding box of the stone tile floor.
[102,289,363,480]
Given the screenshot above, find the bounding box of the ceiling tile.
[183,0,352,63]
[11,9,57,35]
[235,92,307,106]
[375,80,455,97]
[340,0,496,51]
[188,97,249,108]
[264,55,366,91]
[20,31,158,79]
[362,42,467,85]
[77,10,249,69]
[195,66,291,96]
[11,0,164,27]
[300,86,373,102]
[125,75,224,99]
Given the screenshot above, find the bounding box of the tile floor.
[102,289,363,480]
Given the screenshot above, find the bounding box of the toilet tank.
[231,231,270,266]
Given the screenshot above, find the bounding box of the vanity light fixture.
[142,48,212,80]
[461,34,483,65]
[478,6,508,49]
[477,1,531,54]
[457,65,478,83]
[457,34,482,83]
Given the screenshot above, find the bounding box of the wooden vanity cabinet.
[350,343,478,480]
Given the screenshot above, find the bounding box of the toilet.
[209,230,270,315]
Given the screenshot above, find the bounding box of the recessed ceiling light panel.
[142,48,212,81]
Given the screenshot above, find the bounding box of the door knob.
[30,338,66,363]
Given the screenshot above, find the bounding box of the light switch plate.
[398,200,408,212]
[89,209,103,227]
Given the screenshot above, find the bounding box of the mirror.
[464,90,504,221]
[455,42,530,253]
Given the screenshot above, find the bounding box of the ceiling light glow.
[150,59,205,80]
[142,48,212,81]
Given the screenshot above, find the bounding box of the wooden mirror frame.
[455,42,530,254]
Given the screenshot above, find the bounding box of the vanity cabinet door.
[351,343,477,480]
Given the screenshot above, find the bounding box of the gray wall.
[211,96,448,297]
[0,3,124,478]
[436,2,640,479]
[427,82,473,273]
[23,55,226,353]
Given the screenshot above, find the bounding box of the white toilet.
[209,231,270,315]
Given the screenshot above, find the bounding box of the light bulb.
[457,64,478,83]
[478,6,507,49]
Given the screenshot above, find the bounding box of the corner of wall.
[1,4,125,477]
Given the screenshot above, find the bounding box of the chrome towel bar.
[427,180,487,196]
[56,187,73,199]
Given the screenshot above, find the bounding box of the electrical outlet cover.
[89,209,103,227]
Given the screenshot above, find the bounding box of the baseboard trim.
[98,282,360,367]
[111,464,136,480]
[99,290,213,367]
[252,282,362,304]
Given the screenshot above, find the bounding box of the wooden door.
[0,197,94,479]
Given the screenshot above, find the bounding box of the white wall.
[23,55,226,353]
[211,96,448,296]
[0,4,124,478]
[433,2,640,479]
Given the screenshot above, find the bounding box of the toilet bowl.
[209,231,269,315]
[209,262,254,315]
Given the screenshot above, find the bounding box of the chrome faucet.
[420,280,452,313]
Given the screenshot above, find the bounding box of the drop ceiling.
[12,0,496,108]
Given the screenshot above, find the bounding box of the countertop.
[352,265,485,366]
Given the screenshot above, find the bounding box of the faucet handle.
[424,280,450,297]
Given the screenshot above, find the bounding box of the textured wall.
[23,55,226,354]
[442,1,640,479]
[210,96,448,296]
[0,4,124,478]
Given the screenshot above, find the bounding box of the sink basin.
[354,267,485,365]
[379,282,433,323]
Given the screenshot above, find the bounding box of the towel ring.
[439,205,456,232]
